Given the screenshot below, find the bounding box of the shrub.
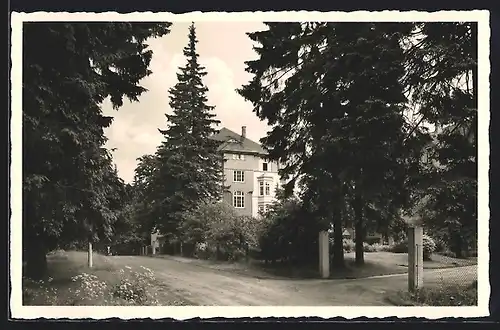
[110,266,159,305]
[258,198,322,265]
[422,234,436,261]
[363,242,376,252]
[389,235,436,260]
[432,236,448,252]
[22,277,59,305]
[180,202,257,261]
[71,273,109,303]
[343,239,355,253]
[390,239,408,253]
[367,242,391,252]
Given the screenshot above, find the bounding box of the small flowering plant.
[23,265,161,306]
[22,276,59,305]
[110,265,159,305]
[71,273,109,304]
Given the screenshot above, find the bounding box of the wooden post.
[408,226,424,292]
[88,241,93,268]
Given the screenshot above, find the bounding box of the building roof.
[211,127,267,155]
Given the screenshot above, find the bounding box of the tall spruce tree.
[151,23,223,243]
[402,23,477,257]
[238,22,414,265]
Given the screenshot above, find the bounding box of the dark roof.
[211,127,267,155]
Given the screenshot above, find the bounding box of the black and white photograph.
[10,10,490,319]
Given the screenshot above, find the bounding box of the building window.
[258,205,265,215]
[262,162,268,171]
[265,182,271,195]
[233,170,245,183]
[232,154,245,161]
[259,181,264,196]
[233,191,245,208]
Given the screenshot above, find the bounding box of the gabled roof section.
[211,127,267,155]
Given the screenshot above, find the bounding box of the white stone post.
[408,226,424,291]
[318,230,330,278]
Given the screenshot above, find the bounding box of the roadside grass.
[22,250,190,306]
[153,251,477,280]
[385,280,478,306]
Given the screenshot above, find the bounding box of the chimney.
[241,126,247,139]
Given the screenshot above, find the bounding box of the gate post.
[319,230,330,278]
[408,226,424,292]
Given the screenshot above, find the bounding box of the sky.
[101,22,270,183]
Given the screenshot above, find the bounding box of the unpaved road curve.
[104,255,477,306]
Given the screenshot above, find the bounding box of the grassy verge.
[385,280,478,306]
[22,250,190,306]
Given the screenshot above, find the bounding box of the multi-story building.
[212,126,281,217]
[150,125,281,254]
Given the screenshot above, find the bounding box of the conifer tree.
[151,23,224,242]
[22,22,170,278]
[238,22,414,265]
[402,23,477,257]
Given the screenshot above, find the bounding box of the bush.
[432,236,448,252]
[422,234,436,261]
[390,239,408,253]
[367,242,391,252]
[179,202,259,261]
[363,242,376,252]
[258,198,322,265]
[110,266,159,305]
[389,235,436,260]
[22,277,59,305]
[343,239,355,253]
[365,236,383,245]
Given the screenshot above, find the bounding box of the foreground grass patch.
[386,280,478,306]
[22,251,190,306]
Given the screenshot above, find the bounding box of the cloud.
[101,23,270,183]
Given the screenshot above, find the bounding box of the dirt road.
[103,255,477,306]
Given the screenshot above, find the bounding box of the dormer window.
[262,162,268,171]
[227,138,239,143]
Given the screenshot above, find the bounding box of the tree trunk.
[331,207,345,268]
[354,192,365,266]
[452,232,463,259]
[24,234,47,280]
[87,240,93,268]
